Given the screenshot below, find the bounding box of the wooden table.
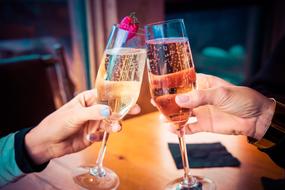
[3,112,284,190]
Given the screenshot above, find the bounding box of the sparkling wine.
[146,38,196,124]
[96,48,146,119]
[96,80,141,120]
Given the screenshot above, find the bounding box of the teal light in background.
[69,0,91,89]
[166,7,261,85]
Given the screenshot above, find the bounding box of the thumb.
[175,88,224,108]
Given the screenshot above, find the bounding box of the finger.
[128,104,141,115]
[87,120,102,133]
[74,89,98,107]
[184,105,248,136]
[196,73,233,89]
[79,104,110,121]
[184,106,212,134]
[85,120,104,143]
[150,99,157,107]
[196,73,211,89]
[175,90,209,109]
[81,89,98,107]
[100,120,122,133]
[86,132,104,142]
[175,87,228,109]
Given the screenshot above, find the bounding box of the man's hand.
[173,74,276,139]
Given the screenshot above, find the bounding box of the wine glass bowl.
[96,47,146,123]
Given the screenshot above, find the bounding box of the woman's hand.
[25,90,140,165]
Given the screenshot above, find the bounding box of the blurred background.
[0,0,284,134]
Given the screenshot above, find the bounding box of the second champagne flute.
[145,19,215,190]
[73,24,146,190]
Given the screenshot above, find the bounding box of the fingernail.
[86,134,97,142]
[100,107,110,118]
[87,133,103,142]
[176,95,189,103]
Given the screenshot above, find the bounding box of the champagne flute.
[145,19,215,190]
[73,24,146,190]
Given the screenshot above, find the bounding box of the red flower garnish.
[118,12,139,40]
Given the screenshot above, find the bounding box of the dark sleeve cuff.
[14,128,50,173]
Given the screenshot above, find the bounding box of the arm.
[244,36,285,166]
[0,90,110,187]
[0,133,23,187]
[0,90,140,187]
[255,101,285,168]
[0,128,53,187]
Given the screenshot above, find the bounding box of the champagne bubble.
[146,38,196,123]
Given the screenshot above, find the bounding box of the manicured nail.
[87,133,103,142]
[86,134,97,142]
[176,95,189,103]
[100,107,110,118]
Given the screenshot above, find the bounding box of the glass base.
[73,166,120,190]
[165,176,215,190]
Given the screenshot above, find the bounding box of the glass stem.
[89,130,110,177]
[178,135,197,187]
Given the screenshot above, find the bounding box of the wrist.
[25,127,53,165]
[254,98,276,140]
[14,128,50,173]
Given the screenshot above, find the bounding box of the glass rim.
[113,24,145,36]
[144,19,184,29]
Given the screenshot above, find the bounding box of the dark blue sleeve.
[14,128,49,173]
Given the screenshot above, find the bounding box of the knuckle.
[218,86,230,96]
[194,90,205,105]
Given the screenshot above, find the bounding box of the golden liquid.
[96,80,141,120]
[95,48,146,120]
